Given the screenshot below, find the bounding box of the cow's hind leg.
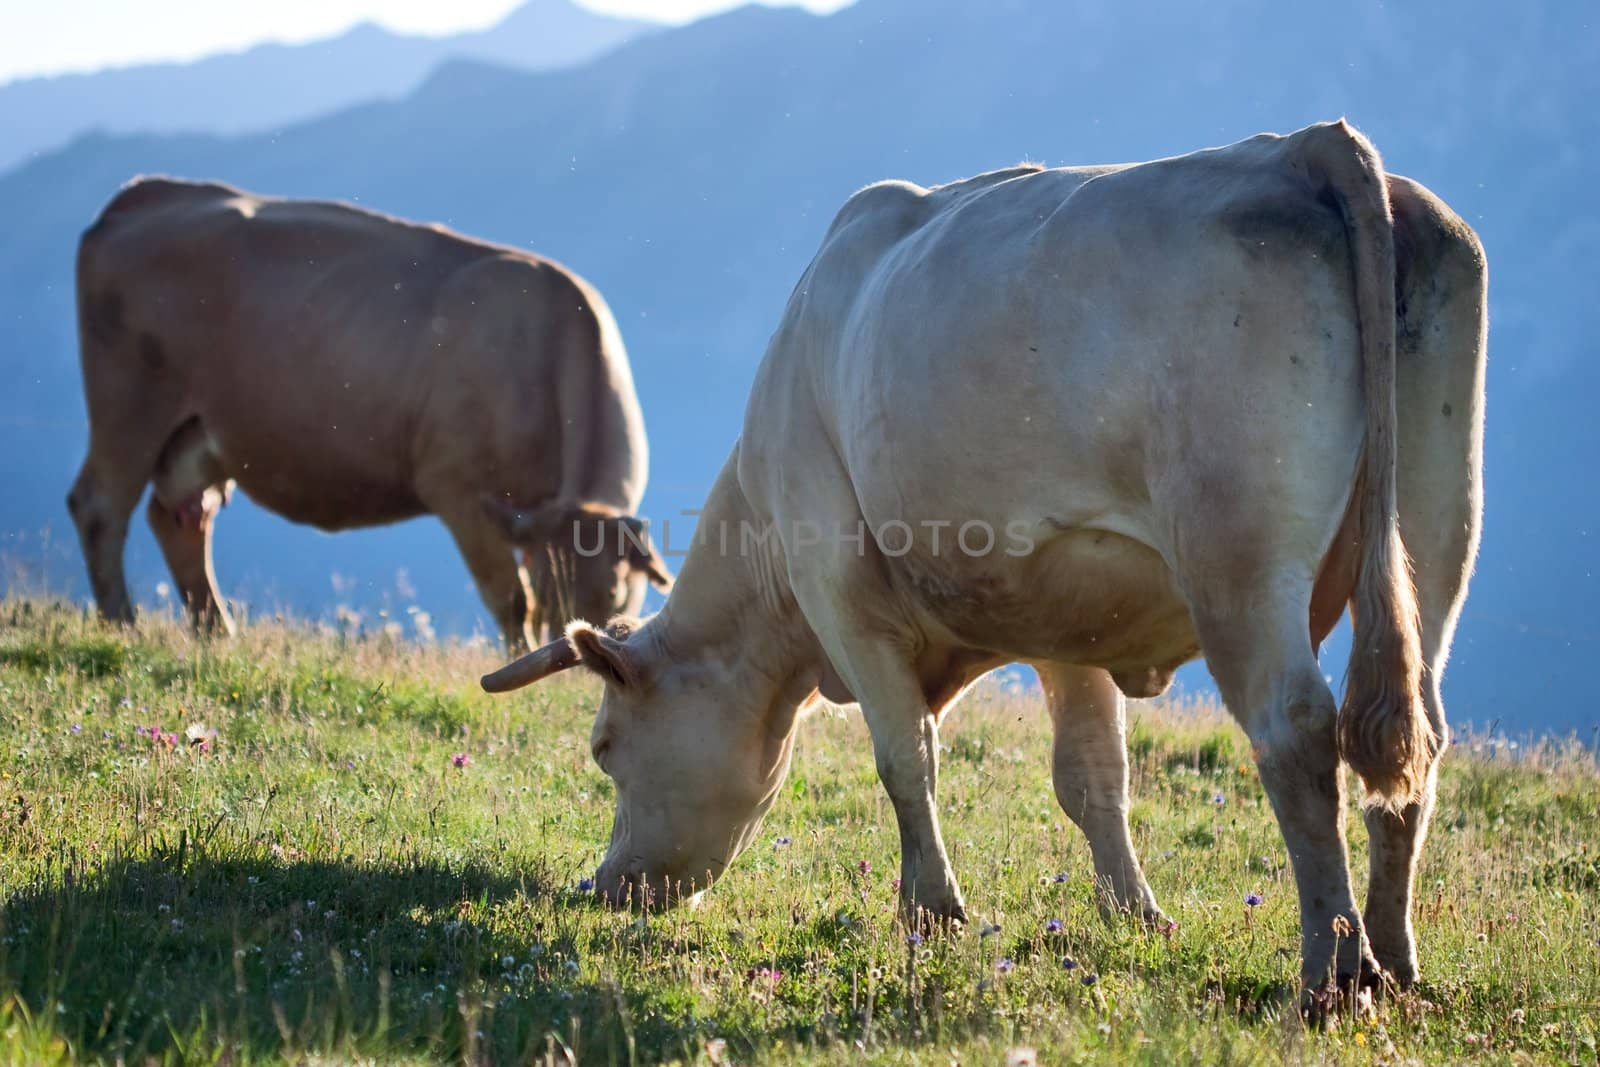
[1362,180,1486,989]
[147,484,234,633]
[1037,662,1164,924]
[1195,584,1379,995]
[66,456,146,625]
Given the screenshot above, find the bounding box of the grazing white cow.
[483,120,1487,996]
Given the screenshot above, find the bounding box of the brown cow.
[69,177,670,647]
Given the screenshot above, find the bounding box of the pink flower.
[450,752,471,769]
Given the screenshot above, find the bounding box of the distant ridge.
[0,0,659,173]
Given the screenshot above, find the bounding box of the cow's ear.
[620,516,675,591]
[568,621,638,689]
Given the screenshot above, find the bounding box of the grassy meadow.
[0,597,1596,1064]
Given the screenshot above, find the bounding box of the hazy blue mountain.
[0,0,1595,737]
[0,0,657,173]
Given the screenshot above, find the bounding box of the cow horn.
[481,636,580,692]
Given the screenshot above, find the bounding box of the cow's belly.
[203,423,424,531]
[895,524,1201,681]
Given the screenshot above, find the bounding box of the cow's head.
[483,497,673,636]
[481,617,805,907]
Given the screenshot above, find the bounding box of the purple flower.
[577,877,595,893]
[906,932,924,946]
[1045,919,1064,934]
[450,752,471,769]
[70,723,82,734]
[857,860,871,876]
[774,836,792,848]
[345,761,356,770]
[995,958,1015,974]
[1052,872,1070,884]
[1244,892,1264,907]
[1081,973,1099,987]
[1212,792,1226,806]
[891,878,901,892]
[1060,956,1077,970]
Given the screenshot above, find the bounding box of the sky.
[0,0,851,84]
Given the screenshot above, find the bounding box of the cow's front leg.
[864,682,965,927]
[787,592,965,924]
[1037,662,1164,924]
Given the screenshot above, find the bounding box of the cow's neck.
[650,451,821,702]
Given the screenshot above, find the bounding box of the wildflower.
[1212,792,1225,805]
[995,958,1016,974]
[577,878,595,893]
[1044,919,1064,934]
[892,878,901,891]
[161,732,179,747]
[70,723,81,734]
[1081,972,1099,987]
[290,928,303,943]
[1060,956,1077,970]
[1052,872,1070,883]
[1244,892,1264,907]
[857,859,871,876]
[906,932,924,946]
[345,761,356,770]
[745,966,784,984]
[450,752,471,769]
[1159,918,1179,939]
[185,722,215,748]
[774,836,792,848]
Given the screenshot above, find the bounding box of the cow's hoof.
[902,898,967,934]
[1301,958,1386,1025]
[1367,939,1420,991]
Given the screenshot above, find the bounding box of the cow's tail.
[1307,119,1432,809]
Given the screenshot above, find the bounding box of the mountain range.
[0,0,1595,736]
[0,0,657,173]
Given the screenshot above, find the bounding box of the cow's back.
[743,128,1390,670]
[74,177,638,528]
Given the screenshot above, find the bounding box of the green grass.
[0,598,1596,1064]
